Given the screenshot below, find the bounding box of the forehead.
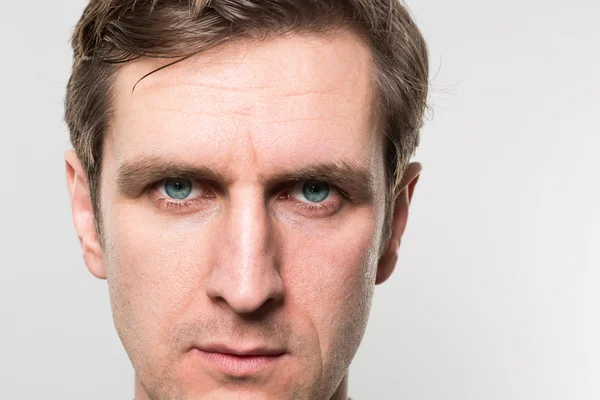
[106,30,383,178]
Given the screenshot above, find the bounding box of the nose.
[205,189,284,315]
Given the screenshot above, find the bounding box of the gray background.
[2,0,599,399]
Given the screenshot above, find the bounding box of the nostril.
[205,271,284,316]
[226,286,281,315]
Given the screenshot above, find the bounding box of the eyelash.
[148,180,215,212]
[277,183,346,216]
[147,179,347,216]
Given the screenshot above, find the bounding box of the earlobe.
[64,150,106,280]
[375,162,422,285]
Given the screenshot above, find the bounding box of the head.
[64,1,428,399]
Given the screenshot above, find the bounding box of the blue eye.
[301,181,330,203]
[164,178,193,200]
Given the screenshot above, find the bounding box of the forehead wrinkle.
[244,126,259,167]
[126,89,358,123]
[124,35,370,100]
[144,80,271,94]
[115,40,373,126]
[271,90,343,97]
[263,116,348,124]
[135,80,345,105]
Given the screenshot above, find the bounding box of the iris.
[164,178,193,200]
[302,181,330,203]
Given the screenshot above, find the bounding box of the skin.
[65,30,421,400]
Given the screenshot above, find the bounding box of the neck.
[135,372,350,400]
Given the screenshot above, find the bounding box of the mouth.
[192,344,286,376]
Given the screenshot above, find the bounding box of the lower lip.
[193,349,284,376]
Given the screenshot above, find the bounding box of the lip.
[199,344,285,357]
[192,345,286,376]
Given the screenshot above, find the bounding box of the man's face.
[95,31,388,399]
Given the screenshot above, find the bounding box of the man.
[64,0,428,399]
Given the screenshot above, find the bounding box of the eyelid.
[288,180,339,203]
[151,178,217,202]
[283,180,345,218]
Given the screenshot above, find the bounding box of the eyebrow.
[116,155,375,202]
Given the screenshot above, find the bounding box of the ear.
[64,149,106,280]
[376,162,422,285]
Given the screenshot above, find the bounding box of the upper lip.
[197,344,285,357]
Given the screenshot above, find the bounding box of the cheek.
[103,207,214,354]
[283,213,379,359]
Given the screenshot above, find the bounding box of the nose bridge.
[230,189,271,270]
[206,185,283,314]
